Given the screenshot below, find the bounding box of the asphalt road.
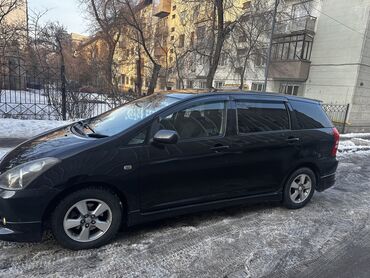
[1,151,370,278]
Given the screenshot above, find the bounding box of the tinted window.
[237,101,290,133]
[159,101,226,140]
[128,128,148,145]
[290,100,333,129]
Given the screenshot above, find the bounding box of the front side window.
[237,101,290,134]
[85,94,180,137]
[159,101,226,140]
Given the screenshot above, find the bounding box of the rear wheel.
[51,187,122,250]
[283,168,316,209]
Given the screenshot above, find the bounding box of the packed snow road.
[1,151,370,278]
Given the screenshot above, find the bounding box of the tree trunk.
[206,0,225,90]
[106,45,115,90]
[147,63,161,95]
[239,70,245,90]
[135,48,142,96]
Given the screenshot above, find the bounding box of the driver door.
[139,97,235,212]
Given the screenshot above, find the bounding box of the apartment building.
[116,0,370,131]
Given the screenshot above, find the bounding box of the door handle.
[286,137,300,143]
[211,145,230,152]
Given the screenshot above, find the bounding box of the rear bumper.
[317,173,336,192]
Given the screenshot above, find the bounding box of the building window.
[251,83,265,92]
[219,53,227,66]
[196,25,206,43]
[242,1,252,10]
[200,81,207,89]
[171,27,175,32]
[170,48,174,53]
[170,35,175,41]
[172,14,176,19]
[180,11,187,24]
[178,34,185,48]
[120,74,125,85]
[214,81,224,88]
[292,1,312,18]
[255,49,267,67]
[194,5,200,20]
[280,84,300,96]
[172,5,177,11]
[187,80,194,89]
[238,35,247,43]
[190,32,195,47]
[272,34,313,61]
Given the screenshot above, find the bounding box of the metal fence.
[322,103,350,133]
[0,62,135,121]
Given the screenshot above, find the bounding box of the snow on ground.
[340,132,370,139]
[0,118,70,138]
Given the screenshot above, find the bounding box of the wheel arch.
[281,162,321,192]
[42,182,129,227]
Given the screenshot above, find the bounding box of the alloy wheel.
[289,174,312,204]
[63,199,112,243]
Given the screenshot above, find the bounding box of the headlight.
[0,157,60,190]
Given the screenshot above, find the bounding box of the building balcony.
[274,16,316,38]
[268,60,311,82]
[153,0,172,18]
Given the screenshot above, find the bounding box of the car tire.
[51,187,122,250]
[283,168,316,209]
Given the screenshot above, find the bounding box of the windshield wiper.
[78,121,95,134]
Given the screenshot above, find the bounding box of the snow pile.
[341,133,370,139]
[338,138,370,155]
[0,118,70,138]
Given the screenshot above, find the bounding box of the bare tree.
[80,0,122,89]
[118,0,164,95]
[227,0,270,89]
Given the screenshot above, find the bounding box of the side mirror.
[153,130,179,144]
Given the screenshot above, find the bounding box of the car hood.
[0,124,97,173]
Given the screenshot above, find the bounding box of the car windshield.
[83,94,180,137]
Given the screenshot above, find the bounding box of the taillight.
[331,127,340,157]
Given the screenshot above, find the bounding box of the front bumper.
[0,220,42,242]
[0,188,59,242]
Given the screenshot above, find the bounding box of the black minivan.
[0,91,339,249]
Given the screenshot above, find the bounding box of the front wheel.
[283,168,316,209]
[51,187,122,250]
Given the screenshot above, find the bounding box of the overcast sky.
[28,0,89,35]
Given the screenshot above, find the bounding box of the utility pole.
[264,0,279,92]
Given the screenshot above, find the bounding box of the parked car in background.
[0,91,339,250]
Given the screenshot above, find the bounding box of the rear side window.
[236,101,290,134]
[290,100,333,129]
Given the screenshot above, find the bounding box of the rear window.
[236,101,290,133]
[290,100,333,129]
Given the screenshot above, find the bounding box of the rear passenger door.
[227,99,300,196]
